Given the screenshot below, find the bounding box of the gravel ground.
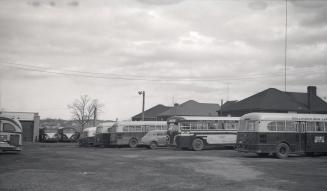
[1,143,327,191]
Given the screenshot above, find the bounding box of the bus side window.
[325,122,327,132]
[208,122,215,130]
[276,121,285,131]
[267,121,276,131]
[122,126,128,132]
[190,122,197,130]
[181,122,190,130]
[285,121,295,131]
[316,122,324,132]
[306,122,315,132]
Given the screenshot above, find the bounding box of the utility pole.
[138,91,145,121]
[284,0,288,92]
[220,99,223,116]
[0,77,2,111]
[93,106,97,126]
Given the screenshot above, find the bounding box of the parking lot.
[1,143,327,191]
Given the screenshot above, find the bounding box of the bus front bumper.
[0,142,22,151]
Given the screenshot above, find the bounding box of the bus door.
[295,122,306,152]
[305,122,326,153]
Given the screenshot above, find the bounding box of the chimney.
[307,86,317,111]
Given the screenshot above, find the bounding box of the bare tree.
[67,95,103,132]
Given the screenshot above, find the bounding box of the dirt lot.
[1,143,327,191]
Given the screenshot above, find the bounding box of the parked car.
[42,127,60,142]
[141,130,168,149]
[58,127,80,142]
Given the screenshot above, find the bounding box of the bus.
[79,127,97,147]
[94,122,116,147]
[167,116,240,151]
[108,121,167,148]
[235,112,327,159]
[0,116,23,152]
[58,127,80,142]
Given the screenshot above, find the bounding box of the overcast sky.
[0,0,326,120]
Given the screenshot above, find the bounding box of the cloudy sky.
[0,0,326,120]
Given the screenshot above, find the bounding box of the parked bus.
[236,113,327,159]
[0,116,23,152]
[167,116,240,151]
[58,127,80,142]
[43,127,60,142]
[108,121,167,148]
[79,127,97,147]
[94,122,116,147]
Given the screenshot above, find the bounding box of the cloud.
[138,0,184,6]
[0,0,326,119]
[248,0,268,10]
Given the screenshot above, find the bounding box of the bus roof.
[83,126,97,133]
[98,122,116,128]
[167,116,240,122]
[241,112,327,121]
[116,121,167,126]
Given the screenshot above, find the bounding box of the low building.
[157,100,220,121]
[0,111,40,142]
[219,86,327,117]
[132,104,171,121]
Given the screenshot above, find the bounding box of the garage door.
[20,121,34,142]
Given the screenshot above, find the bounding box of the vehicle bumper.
[0,142,22,151]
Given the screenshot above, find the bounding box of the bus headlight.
[0,135,8,142]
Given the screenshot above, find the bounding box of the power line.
[0,61,289,82]
[0,61,324,83]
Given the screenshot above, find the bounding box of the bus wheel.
[128,138,138,148]
[150,141,157,150]
[275,143,290,159]
[192,138,204,151]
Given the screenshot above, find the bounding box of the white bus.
[236,112,327,158]
[0,116,23,152]
[108,121,167,148]
[167,116,240,151]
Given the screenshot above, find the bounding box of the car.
[42,127,60,142]
[141,130,168,149]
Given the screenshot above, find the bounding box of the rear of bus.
[95,122,115,147]
[167,117,182,146]
[0,117,23,152]
[235,114,261,153]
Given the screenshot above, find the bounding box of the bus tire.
[275,143,290,159]
[150,141,157,150]
[128,138,138,148]
[192,138,204,151]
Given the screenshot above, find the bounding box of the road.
[1,143,327,191]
